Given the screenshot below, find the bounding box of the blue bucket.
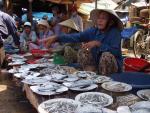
[111,72,150,89]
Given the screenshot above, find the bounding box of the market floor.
[0,70,37,113]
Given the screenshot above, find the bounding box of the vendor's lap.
[64,46,78,64]
[99,52,118,75]
[77,49,118,75]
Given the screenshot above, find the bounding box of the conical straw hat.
[90,9,123,30]
[59,19,79,31]
[38,19,50,28]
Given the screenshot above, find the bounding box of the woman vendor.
[46,9,123,75]
[29,19,58,50]
[58,18,80,64]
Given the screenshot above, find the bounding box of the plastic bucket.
[53,54,66,65]
[31,49,48,58]
[124,58,150,72]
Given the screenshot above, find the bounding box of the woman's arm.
[45,27,96,48]
[98,28,122,57]
[31,31,37,42]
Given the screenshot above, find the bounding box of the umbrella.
[78,0,118,15]
[46,0,94,4]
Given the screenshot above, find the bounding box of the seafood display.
[130,101,150,113]
[75,92,113,107]
[73,71,97,79]
[8,52,146,113]
[30,82,68,95]
[14,71,40,79]
[22,77,49,85]
[101,81,132,92]
[40,66,68,75]
[34,58,49,64]
[38,98,79,113]
[94,76,112,84]
[63,79,94,89]
[137,89,150,100]
[76,106,117,113]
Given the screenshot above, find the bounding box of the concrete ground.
[0,70,37,113]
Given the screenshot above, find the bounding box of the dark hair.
[51,6,60,13]
[42,15,48,20]
[69,28,78,33]
[108,15,118,28]
[24,25,31,28]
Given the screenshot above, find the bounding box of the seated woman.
[46,9,123,75]
[3,35,19,54]
[19,22,37,52]
[30,19,57,50]
[58,18,80,64]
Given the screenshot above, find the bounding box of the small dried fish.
[141,94,150,101]
[43,101,78,113]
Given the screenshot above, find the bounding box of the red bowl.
[124,57,150,73]
[31,49,48,58]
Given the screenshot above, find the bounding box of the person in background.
[50,6,62,35]
[0,2,19,47]
[42,15,49,21]
[58,18,80,64]
[20,22,37,52]
[70,4,83,32]
[125,0,149,25]
[46,9,123,75]
[140,0,149,20]
[3,35,19,54]
[0,0,18,68]
[30,19,56,50]
[14,16,23,37]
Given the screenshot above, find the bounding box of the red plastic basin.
[124,58,150,73]
[31,49,48,58]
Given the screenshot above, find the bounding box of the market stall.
[6,52,150,113]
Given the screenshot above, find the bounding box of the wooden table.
[23,82,141,112]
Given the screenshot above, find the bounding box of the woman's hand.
[37,39,42,44]
[48,48,54,53]
[82,40,101,51]
[45,35,57,48]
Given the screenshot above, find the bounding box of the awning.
[131,1,148,8]
[78,0,118,15]
[46,0,94,4]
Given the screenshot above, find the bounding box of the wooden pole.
[28,0,33,23]
[6,0,13,15]
[148,1,150,24]
[95,0,98,9]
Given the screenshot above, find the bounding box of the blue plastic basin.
[111,72,150,89]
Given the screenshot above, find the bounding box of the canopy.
[46,0,94,4]
[78,0,118,15]
[131,1,149,8]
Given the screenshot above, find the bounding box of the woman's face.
[97,11,110,31]
[38,25,47,33]
[24,26,31,34]
[61,26,69,33]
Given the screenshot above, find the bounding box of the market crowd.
[0,0,149,75]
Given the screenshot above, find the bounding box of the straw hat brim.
[90,9,123,30]
[59,19,79,32]
[38,20,50,28]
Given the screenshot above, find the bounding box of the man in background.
[0,0,18,68]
